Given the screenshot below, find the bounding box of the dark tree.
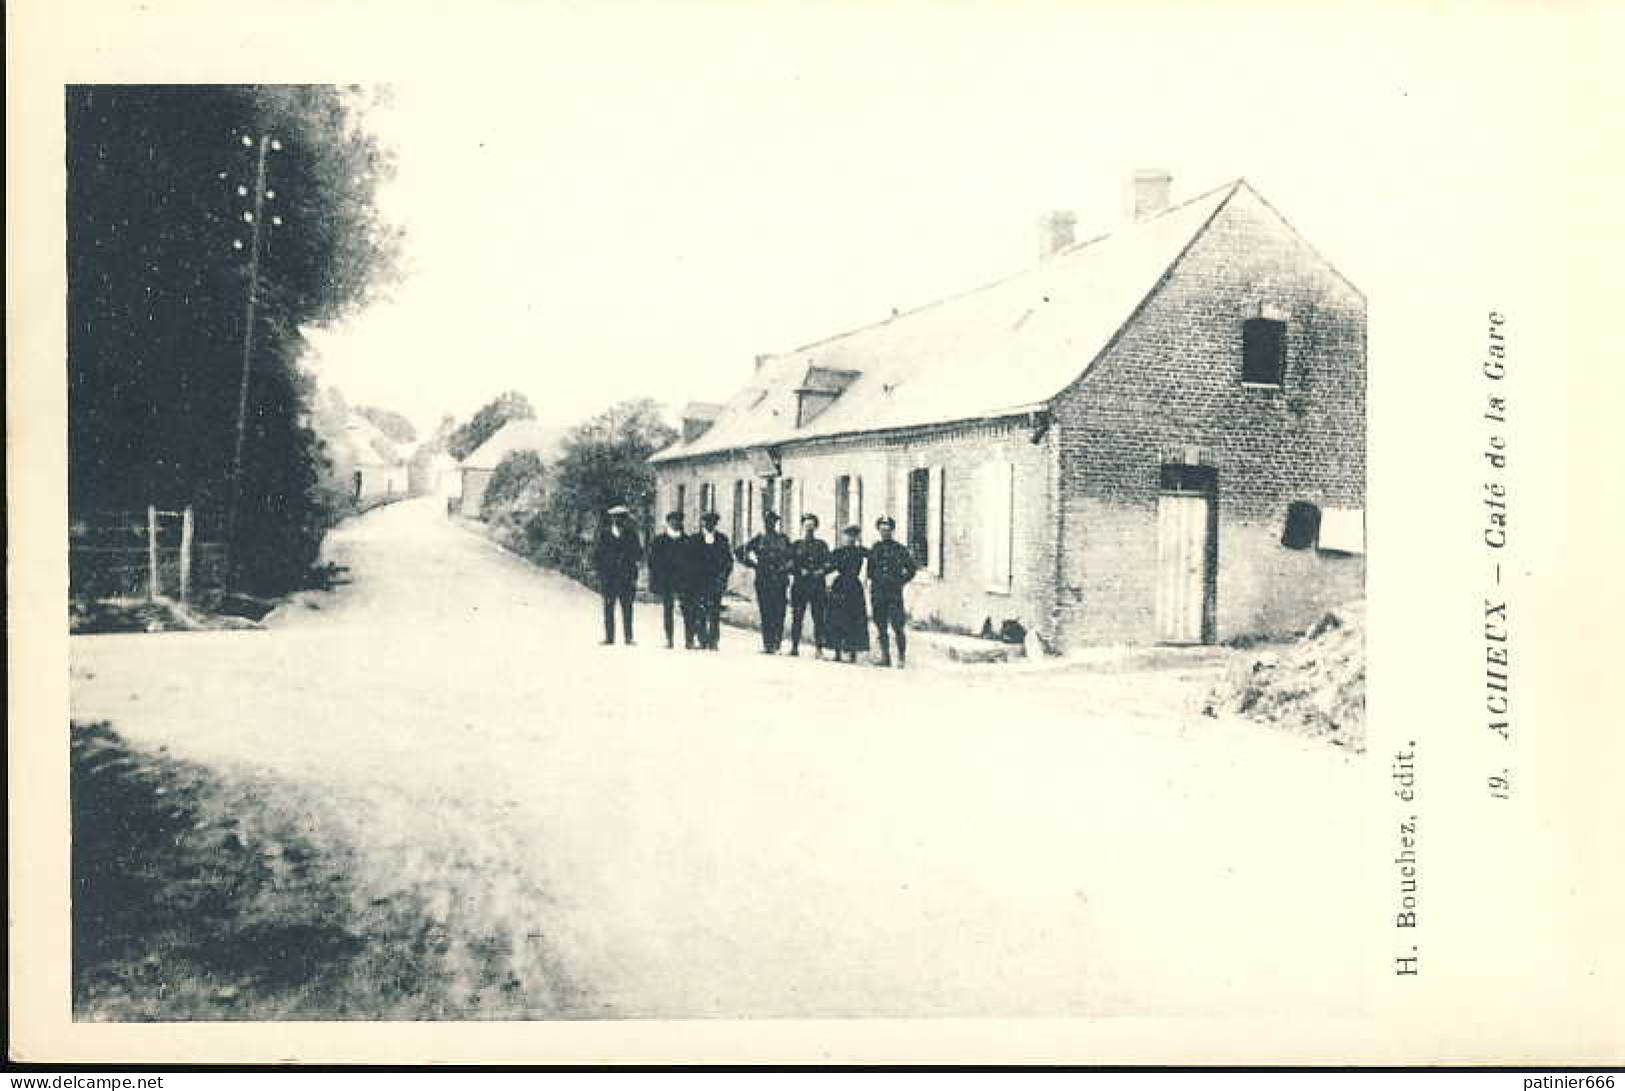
[447,391,535,461]
[528,399,677,581]
[479,450,546,521]
[67,85,401,594]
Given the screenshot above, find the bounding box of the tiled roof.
[651,179,1243,464]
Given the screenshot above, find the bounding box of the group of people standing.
[591,503,919,666]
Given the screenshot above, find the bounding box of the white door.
[1155,493,1212,643]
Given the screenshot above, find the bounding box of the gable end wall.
[1052,186,1367,645]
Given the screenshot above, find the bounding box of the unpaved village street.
[71,496,1365,1019]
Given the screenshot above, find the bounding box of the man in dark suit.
[739,510,794,653]
[788,512,831,658]
[647,510,693,649]
[867,514,919,667]
[689,510,733,650]
[592,504,643,645]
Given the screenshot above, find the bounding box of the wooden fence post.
[147,505,160,601]
[179,506,194,603]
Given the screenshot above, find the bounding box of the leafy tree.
[447,391,535,461]
[67,84,402,594]
[528,399,677,583]
[479,450,546,521]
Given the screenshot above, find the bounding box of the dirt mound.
[1204,601,1366,752]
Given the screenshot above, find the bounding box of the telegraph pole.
[223,132,278,587]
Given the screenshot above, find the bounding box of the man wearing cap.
[689,510,733,650]
[867,514,919,667]
[647,510,694,649]
[592,504,643,645]
[739,509,793,654]
[788,512,831,657]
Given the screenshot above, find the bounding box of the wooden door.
[1155,492,1213,643]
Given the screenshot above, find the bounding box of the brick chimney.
[1128,168,1172,221]
[1037,209,1077,260]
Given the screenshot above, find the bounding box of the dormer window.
[794,366,861,427]
[1242,317,1287,387]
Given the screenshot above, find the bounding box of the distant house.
[458,419,568,518]
[650,174,1366,649]
[409,447,459,498]
[332,415,409,502]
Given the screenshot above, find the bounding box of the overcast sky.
[299,4,1583,432]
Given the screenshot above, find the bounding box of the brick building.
[649,175,1365,648]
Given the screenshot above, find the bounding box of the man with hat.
[592,504,644,645]
[788,511,831,657]
[647,509,695,649]
[867,514,918,667]
[738,508,793,654]
[689,510,733,650]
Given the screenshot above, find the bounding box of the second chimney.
[1129,168,1172,222]
[1037,209,1077,260]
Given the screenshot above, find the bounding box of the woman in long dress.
[824,525,870,663]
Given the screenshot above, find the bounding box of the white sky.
[299,4,1587,432]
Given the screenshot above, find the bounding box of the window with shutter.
[929,465,945,577]
[834,475,851,531]
[906,467,930,567]
[980,461,1014,592]
[731,480,744,542]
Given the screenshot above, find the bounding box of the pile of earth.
[1203,601,1367,752]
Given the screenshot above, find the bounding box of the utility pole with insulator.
[222,131,284,589]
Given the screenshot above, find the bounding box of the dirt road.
[71,495,1365,1019]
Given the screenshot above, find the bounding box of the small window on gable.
[1242,317,1287,386]
[1282,501,1321,550]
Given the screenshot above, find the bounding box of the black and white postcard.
[8,0,1621,1066]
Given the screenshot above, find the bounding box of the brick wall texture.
[654,183,1366,649]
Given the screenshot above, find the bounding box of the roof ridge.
[1054,179,1244,400]
[1053,177,1244,259]
[776,178,1244,360]
[1232,180,1364,302]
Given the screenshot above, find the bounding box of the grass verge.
[71,721,484,1020]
